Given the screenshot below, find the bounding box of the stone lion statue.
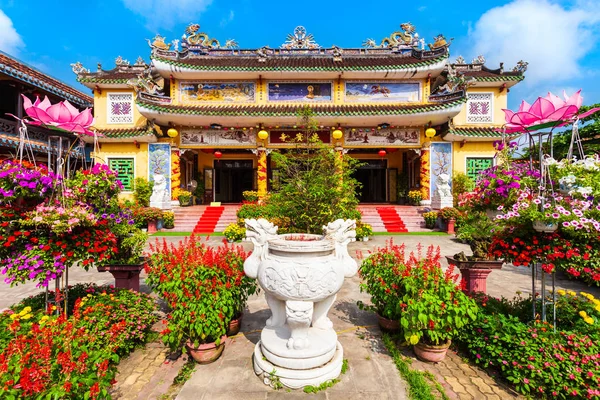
[150,174,169,208]
[435,173,452,198]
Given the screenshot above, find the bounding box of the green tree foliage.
[133,177,154,207]
[269,106,362,233]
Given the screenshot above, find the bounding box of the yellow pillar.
[171,150,181,200]
[420,145,430,201]
[257,148,268,198]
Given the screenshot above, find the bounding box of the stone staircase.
[171,205,239,233]
[358,205,427,232]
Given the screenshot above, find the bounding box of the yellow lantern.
[425,127,436,138]
[167,128,179,138]
[332,128,343,140]
[258,129,269,140]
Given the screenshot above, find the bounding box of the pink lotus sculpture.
[502,90,600,133]
[21,95,96,136]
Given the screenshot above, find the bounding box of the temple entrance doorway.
[354,160,387,203]
[214,160,253,203]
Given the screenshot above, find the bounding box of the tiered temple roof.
[0,51,92,107]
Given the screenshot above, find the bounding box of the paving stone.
[122,372,141,387]
[486,394,502,400]
[444,376,468,395]
[464,384,481,399]
[471,377,494,394]
[203,391,267,400]
[328,393,391,400]
[267,391,327,399]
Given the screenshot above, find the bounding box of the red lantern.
[378,149,386,157]
[214,150,222,159]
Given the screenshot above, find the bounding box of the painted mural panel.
[267,82,332,102]
[179,82,255,103]
[180,129,257,147]
[148,143,172,195]
[345,82,420,103]
[344,128,420,146]
[430,142,453,199]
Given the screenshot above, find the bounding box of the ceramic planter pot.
[148,219,158,234]
[227,313,243,336]
[377,313,400,332]
[97,258,147,291]
[414,339,451,363]
[446,257,503,294]
[533,220,558,233]
[186,336,227,364]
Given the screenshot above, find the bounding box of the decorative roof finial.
[472,55,486,64]
[332,46,343,62]
[135,56,145,66]
[455,55,465,64]
[70,61,89,75]
[281,26,320,49]
[115,56,130,66]
[147,34,171,50]
[513,60,528,73]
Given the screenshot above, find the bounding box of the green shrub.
[422,211,438,229]
[452,172,474,206]
[134,177,154,207]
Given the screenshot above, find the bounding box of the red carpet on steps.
[376,207,408,233]
[193,206,224,233]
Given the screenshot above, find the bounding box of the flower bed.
[0,284,158,399]
[457,291,600,399]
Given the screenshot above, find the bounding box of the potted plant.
[396,173,409,205]
[242,190,259,202]
[162,211,175,229]
[450,211,503,293]
[224,223,246,243]
[193,180,205,205]
[357,242,407,332]
[355,222,373,241]
[133,207,164,233]
[399,246,479,362]
[422,211,438,229]
[146,237,247,363]
[177,189,192,207]
[439,207,461,234]
[224,241,258,336]
[408,190,422,206]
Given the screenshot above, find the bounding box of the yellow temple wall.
[452,88,508,126]
[452,141,496,174]
[93,89,147,129]
[95,142,149,198]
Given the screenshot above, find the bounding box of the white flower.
[543,157,558,166]
[559,175,577,185]
[577,187,593,196]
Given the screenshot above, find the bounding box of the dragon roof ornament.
[281,26,320,49]
[180,23,238,50]
[70,61,89,75]
[363,23,425,49]
[115,56,130,66]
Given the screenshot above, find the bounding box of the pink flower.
[523,378,530,384]
[501,90,600,133]
[21,95,96,136]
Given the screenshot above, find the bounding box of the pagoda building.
[0,50,92,163]
[73,24,526,205]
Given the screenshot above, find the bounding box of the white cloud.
[418,6,427,12]
[121,0,213,30]
[220,10,234,27]
[0,9,23,55]
[466,0,600,85]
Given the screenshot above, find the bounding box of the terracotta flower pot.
[227,313,243,336]
[377,313,400,332]
[414,339,451,363]
[148,219,158,234]
[186,336,227,364]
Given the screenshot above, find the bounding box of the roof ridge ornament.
[135,56,146,66]
[332,46,343,62]
[180,23,238,50]
[70,61,89,75]
[513,60,528,73]
[454,55,466,64]
[362,23,423,49]
[472,55,486,64]
[428,34,451,50]
[115,56,130,67]
[281,26,320,49]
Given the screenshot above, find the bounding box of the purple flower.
[552,213,560,219]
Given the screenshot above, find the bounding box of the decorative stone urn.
[244,218,358,389]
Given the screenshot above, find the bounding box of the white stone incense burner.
[244,218,357,389]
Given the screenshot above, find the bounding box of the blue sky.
[0,0,599,110]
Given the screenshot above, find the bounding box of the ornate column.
[253,147,271,199]
[171,149,180,200]
[420,142,431,205]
